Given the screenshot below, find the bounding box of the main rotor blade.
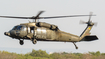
[34,11,44,23]
[39,15,96,19]
[0,16,31,19]
[35,11,44,19]
[0,15,96,19]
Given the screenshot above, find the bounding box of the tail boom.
[79,25,93,41]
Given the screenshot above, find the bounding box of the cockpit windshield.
[12,26,18,30]
[12,25,26,31]
[17,26,22,30]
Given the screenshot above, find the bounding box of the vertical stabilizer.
[79,25,93,41]
[79,12,95,41]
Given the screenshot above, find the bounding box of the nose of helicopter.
[10,30,20,36]
[9,30,16,36]
[4,30,16,37]
[4,30,21,38]
[4,32,10,36]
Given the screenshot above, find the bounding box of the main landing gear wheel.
[19,40,24,45]
[32,39,37,44]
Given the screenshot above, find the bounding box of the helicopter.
[0,11,98,49]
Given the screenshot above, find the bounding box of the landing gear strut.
[19,40,24,45]
[73,42,78,49]
[32,39,37,44]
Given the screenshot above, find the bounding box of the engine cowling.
[36,22,58,30]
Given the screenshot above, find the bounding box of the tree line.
[0,49,105,59]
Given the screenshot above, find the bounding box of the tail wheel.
[32,39,37,44]
[19,40,24,45]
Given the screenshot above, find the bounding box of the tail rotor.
[80,12,97,26]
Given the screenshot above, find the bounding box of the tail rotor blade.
[80,20,87,24]
[94,22,98,26]
[88,12,93,22]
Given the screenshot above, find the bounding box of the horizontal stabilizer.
[81,35,98,41]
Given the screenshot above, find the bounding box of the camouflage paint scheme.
[2,11,98,49]
[4,22,98,49]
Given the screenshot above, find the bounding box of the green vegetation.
[0,50,105,59]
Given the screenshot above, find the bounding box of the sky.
[0,0,105,54]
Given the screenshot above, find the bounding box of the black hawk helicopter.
[0,11,98,49]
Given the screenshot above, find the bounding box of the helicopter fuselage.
[4,22,79,42]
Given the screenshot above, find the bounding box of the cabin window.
[30,27,35,34]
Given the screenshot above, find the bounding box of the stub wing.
[80,35,98,41]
